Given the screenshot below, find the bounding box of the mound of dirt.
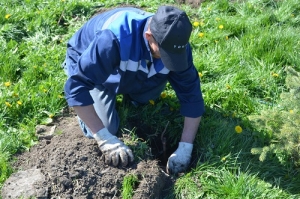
[2,114,173,199]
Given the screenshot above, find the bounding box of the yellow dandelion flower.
[160,92,167,99]
[235,125,243,134]
[225,36,229,40]
[198,32,204,38]
[5,102,12,107]
[4,82,11,87]
[17,101,22,105]
[289,110,294,114]
[221,157,226,161]
[216,17,221,21]
[193,21,200,27]
[198,72,203,78]
[149,100,155,105]
[219,25,224,29]
[272,73,279,77]
[5,14,11,19]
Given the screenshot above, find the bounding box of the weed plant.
[1,0,300,198]
[121,174,139,199]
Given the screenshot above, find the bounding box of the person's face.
[145,31,161,58]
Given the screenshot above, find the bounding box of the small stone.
[1,168,48,199]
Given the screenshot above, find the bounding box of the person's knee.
[129,81,167,104]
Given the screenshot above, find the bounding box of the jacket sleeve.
[64,30,120,106]
[167,44,205,118]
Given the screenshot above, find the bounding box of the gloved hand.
[166,142,193,174]
[93,128,134,167]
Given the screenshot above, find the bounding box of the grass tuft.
[121,174,139,199]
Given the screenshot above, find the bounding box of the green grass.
[174,162,293,199]
[121,174,139,199]
[1,0,300,198]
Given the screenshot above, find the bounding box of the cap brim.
[159,46,189,72]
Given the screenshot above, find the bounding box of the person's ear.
[145,30,152,41]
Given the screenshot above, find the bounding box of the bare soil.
[2,110,174,199]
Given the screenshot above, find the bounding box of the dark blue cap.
[150,6,192,71]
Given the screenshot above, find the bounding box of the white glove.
[93,128,134,167]
[166,142,193,174]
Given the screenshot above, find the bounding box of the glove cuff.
[178,142,193,154]
[93,128,114,142]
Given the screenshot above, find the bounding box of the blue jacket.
[64,7,204,118]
